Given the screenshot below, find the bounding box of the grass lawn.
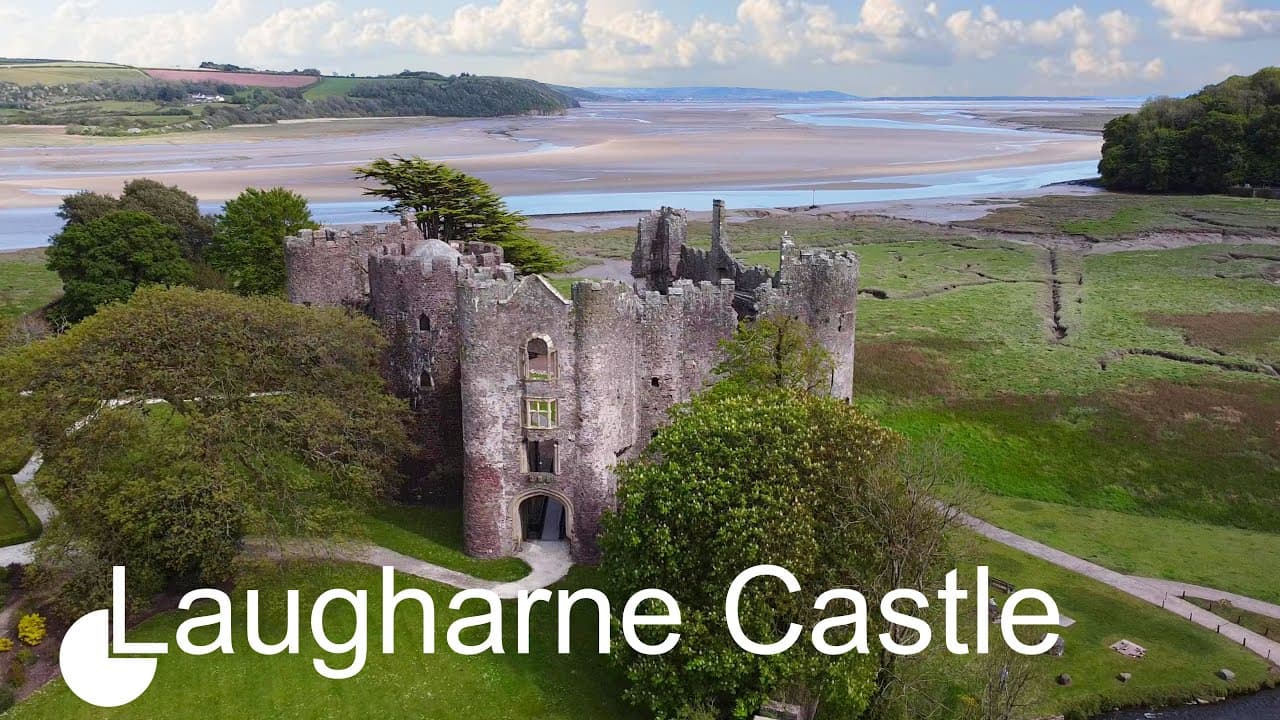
[356,506,530,582]
[968,494,1280,604]
[0,249,60,321]
[932,534,1274,720]
[8,563,643,720]
[1185,597,1280,639]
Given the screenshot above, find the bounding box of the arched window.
[419,314,431,332]
[524,337,557,380]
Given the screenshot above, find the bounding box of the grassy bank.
[0,249,59,322]
[8,563,642,720]
[356,506,530,582]
[936,535,1274,720]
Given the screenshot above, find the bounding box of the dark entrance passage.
[519,495,567,541]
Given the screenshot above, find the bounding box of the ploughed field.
[539,193,1280,605]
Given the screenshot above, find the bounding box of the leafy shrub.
[0,684,14,712]
[0,638,12,652]
[17,614,45,647]
[5,662,24,689]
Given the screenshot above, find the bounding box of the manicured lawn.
[967,494,1280,604]
[1185,597,1280,639]
[357,506,530,582]
[933,534,1273,720]
[9,563,642,719]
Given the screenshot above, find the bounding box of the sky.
[1,0,1278,96]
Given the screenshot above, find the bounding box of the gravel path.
[957,510,1280,665]
[245,537,573,599]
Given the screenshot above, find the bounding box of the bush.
[5,662,24,689]
[16,613,45,647]
[13,648,34,667]
[0,684,13,712]
[0,638,12,652]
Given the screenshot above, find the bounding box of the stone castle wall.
[284,200,859,562]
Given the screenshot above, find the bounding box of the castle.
[284,200,859,561]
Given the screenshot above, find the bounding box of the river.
[1095,687,1280,720]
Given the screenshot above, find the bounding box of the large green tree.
[208,187,319,296]
[600,390,898,719]
[355,156,564,273]
[601,322,961,719]
[0,286,411,616]
[57,179,215,258]
[45,210,194,322]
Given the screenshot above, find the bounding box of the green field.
[962,193,1280,238]
[302,76,373,100]
[0,249,60,321]
[0,61,147,86]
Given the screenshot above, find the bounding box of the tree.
[55,179,215,259]
[45,210,193,322]
[714,316,835,395]
[355,156,564,273]
[600,390,901,719]
[1099,66,1280,193]
[208,188,319,296]
[0,287,410,617]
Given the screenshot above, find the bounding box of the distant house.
[188,93,225,103]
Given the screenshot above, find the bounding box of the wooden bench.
[990,576,1016,594]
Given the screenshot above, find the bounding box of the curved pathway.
[0,448,573,598]
[956,510,1280,666]
[246,537,573,599]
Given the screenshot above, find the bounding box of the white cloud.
[1152,0,1280,40]
[944,4,1158,83]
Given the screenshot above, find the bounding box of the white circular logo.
[59,609,158,708]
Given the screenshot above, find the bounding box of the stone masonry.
[285,202,859,561]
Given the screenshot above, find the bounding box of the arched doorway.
[517,493,569,542]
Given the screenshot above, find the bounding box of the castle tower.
[367,239,468,495]
[765,232,859,400]
[632,207,687,292]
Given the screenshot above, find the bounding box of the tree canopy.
[1100,67,1280,192]
[0,286,410,616]
[207,187,319,296]
[714,316,835,396]
[45,210,193,322]
[355,156,564,274]
[57,178,215,258]
[600,321,961,719]
[600,390,901,719]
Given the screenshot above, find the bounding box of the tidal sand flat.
[0,100,1115,248]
